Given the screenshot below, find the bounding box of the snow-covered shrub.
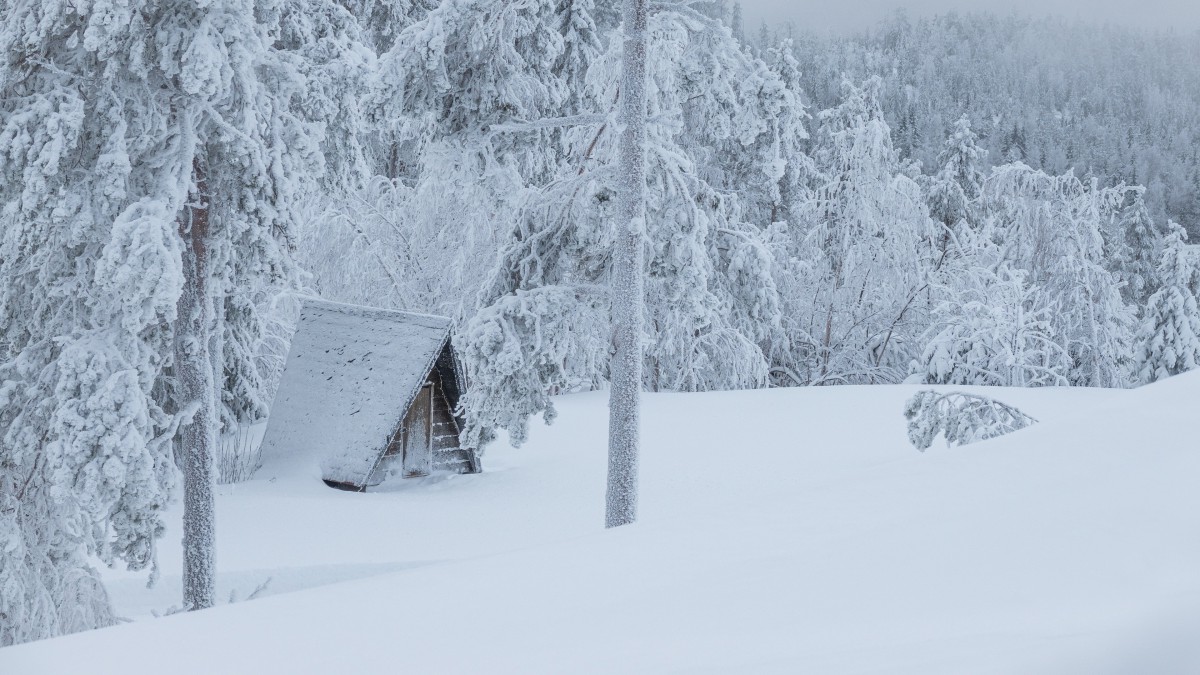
[903,391,1038,451]
[919,264,1069,387]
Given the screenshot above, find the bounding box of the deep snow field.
[4,375,1200,674]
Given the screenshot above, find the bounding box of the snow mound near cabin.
[4,376,1200,674]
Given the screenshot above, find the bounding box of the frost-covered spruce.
[925,115,986,238]
[1138,222,1200,383]
[0,0,326,634]
[376,0,568,183]
[0,0,182,643]
[1109,188,1168,307]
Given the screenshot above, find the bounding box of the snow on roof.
[257,298,452,486]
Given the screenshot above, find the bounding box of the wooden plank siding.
[426,364,473,472]
[360,342,479,486]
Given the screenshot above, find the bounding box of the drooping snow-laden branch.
[648,1,723,31]
[903,391,1038,451]
[487,113,608,136]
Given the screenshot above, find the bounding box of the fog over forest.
[741,0,1200,32]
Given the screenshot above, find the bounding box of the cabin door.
[402,384,434,477]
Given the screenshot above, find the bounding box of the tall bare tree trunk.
[606,0,648,529]
[177,157,217,609]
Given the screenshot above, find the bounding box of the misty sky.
[741,0,1200,34]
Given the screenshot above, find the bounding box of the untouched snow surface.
[4,377,1200,673]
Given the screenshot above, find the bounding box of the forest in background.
[772,11,1200,234]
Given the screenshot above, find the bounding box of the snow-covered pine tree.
[677,36,810,384]
[634,8,789,392]
[343,0,433,179]
[0,0,326,628]
[1,0,184,642]
[1138,222,1200,382]
[556,0,605,121]
[1109,187,1167,306]
[276,0,377,190]
[730,1,745,46]
[680,23,808,231]
[926,115,986,240]
[376,0,567,182]
[760,38,813,226]
[1002,122,1027,163]
[345,0,437,54]
[296,0,576,326]
[462,1,792,404]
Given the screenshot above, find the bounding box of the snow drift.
[3,374,1199,674]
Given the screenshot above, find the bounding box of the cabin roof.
[257,297,455,486]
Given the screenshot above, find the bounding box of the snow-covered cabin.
[258,299,480,491]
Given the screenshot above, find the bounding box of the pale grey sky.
[741,0,1200,34]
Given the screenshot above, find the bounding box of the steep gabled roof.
[257,298,453,486]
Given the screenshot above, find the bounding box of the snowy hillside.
[4,376,1200,674]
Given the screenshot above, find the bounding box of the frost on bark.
[176,160,218,610]
[606,0,648,529]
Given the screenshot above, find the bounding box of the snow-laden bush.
[903,391,1038,451]
[919,263,1069,387]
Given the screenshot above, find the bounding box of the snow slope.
[4,377,1200,674]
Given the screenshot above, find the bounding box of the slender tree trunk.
[176,157,217,610]
[210,293,226,482]
[606,0,648,529]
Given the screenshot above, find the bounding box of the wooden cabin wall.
[426,367,474,473]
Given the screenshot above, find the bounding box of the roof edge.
[296,294,454,327]
[354,330,454,488]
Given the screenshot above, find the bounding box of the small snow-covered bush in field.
[904,391,1038,451]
